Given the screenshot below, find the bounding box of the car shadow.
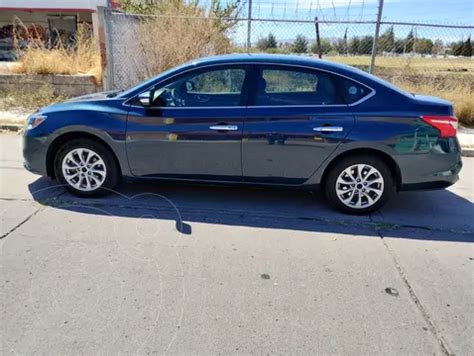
[28,177,474,243]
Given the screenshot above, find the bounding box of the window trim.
[124,62,375,109]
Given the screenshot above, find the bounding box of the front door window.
[152,68,246,107]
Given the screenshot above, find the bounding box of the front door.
[126,65,249,181]
[243,65,359,184]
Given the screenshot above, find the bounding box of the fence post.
[314,17,322,59]
[369,0,384,74]
[246,0,252,51]
[92,6,111,90]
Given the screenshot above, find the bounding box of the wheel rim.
[335,164,384,209]
[61,148,107,192]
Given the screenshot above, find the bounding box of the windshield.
[117,61,197,99]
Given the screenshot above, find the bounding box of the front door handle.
[313,126,344,132]
[209,125,238,131]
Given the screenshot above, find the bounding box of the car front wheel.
[325,155,395,214]
[54,139,120,197]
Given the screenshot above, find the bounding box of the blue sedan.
[22,54,462,214]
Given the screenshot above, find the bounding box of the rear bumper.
[399,167,460,191]
[396,138,462,191]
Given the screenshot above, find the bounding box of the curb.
[0,124,23,132]
[461,149,474,157]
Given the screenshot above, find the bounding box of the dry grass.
[13,22,101,83]
[391,77,473,127]
[0,85,65,112]
[325,55,474,74]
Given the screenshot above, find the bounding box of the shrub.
[124,0,241,80]
[13,21,101,83]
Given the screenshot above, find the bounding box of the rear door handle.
[313,126,344,132]
[209,125,238,131]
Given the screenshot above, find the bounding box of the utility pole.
[247,0,252,51]
[369,0,384,74]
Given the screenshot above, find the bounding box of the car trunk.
[412,94,454,116]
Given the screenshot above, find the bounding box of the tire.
[324,154,396,215]
[54,138,120,197]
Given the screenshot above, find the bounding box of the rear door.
[242,64,359,184]
[126,65,249,180]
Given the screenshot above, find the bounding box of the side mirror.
[138,91,151,107]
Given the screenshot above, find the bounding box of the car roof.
[190,53,357,74]
[193,54,413,98]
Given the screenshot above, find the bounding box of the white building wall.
[0,0,108,10]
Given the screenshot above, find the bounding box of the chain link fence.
[104,11,145,90]
[103,10,473,91]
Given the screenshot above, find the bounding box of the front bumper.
[22,134,49,176]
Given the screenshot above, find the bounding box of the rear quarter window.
[337,78,373,104]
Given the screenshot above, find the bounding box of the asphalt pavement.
[1,132,473,354]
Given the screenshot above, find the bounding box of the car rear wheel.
[54,139,120,197]
[325,155,395,214]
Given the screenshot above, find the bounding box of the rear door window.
[254,66,343,106]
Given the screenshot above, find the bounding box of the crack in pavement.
[0,191,67,240]
[0,207,44,240]
[376,227,453,355]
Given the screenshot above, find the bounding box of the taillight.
[421,115,458,138]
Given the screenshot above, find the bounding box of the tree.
[462,37,473,57]
[416,38,433,54]
[309,39,333,55]
[349,37,361,55]
[359,36,374,55]
[451,40,464,56]
[120,0,241,31]
[257,33,278,51]
[378,26,395,53]
[393,39,405,54]
[292,35,308,53]
[405,29,415,53]
[120,0,162,14]
[267,33,277,49]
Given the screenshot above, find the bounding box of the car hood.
[37,90,127,115]
[65,90,123,103]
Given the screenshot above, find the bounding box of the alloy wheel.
[61,148,107,192]
[335,164,384,209]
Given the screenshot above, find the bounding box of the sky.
[224,0,474,45]
[239,0,474,24]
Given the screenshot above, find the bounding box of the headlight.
[26,114,47,130]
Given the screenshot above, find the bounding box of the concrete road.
[1,132,473,355]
